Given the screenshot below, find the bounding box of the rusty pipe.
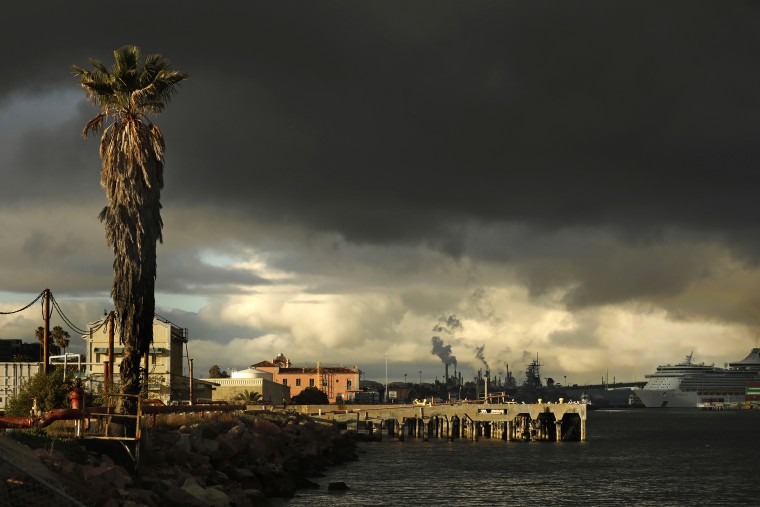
[0,409,84,429]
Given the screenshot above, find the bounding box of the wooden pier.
[300,401,587,442]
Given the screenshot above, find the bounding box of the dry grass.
[144,410,240,430]
[44,420,78,439]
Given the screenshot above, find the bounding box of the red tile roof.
[279,366,360,374]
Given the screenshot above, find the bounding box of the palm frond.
[82,113,105,137]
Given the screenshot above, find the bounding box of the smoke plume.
[473,344,489,372]
[431,336,457,366]
[432,314,463,334]
[430,314,461,366]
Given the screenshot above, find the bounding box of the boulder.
[82,462,134,490]
[182,477,232,507]
[125,488,161,507]
[161,485,208,507]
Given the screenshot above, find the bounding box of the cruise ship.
[635,348,760,408]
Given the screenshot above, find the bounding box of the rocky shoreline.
[6,412,360,506]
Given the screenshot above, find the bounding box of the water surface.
[279,409,760,506]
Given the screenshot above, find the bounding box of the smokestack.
[445,363,449,386]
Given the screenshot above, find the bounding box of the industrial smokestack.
[445,362,449,386]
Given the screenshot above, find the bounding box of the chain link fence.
[0,436,86,507]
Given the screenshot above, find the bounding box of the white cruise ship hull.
[635,389,699,408]
[635,389,746,408]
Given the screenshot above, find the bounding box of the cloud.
[2,3,760,384]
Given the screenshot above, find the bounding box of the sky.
[2,2,760,386]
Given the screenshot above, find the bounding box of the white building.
[0,362,41,414]
[200,367,290,404]
[85,315,211,403]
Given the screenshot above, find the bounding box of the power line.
[0,290,45,315]
[49,292,92,336]
[2,290,180,347]
[0,289,105,337]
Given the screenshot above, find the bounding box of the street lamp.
[404,373,407,384]
[384,354,389,403]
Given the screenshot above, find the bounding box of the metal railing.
[80,392,142,465]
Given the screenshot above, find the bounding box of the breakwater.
[1,411,359,505]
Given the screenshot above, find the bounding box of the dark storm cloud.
[152,306,262,345]
[156,252,270,295]
[2,103,101,203]
[465,225,729,308]
[5,2,760,245]
[4,2,760,320]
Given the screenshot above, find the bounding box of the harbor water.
[279,409,760,506]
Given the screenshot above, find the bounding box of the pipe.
[0,408,84,429]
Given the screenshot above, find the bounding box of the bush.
[292,386,329,405]
[5,366,70,417]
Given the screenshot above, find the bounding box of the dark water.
[280,409,760,506]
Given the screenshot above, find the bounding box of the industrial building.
[85,315,213,404]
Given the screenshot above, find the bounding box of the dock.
[297,401,587,442]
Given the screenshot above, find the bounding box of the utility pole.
[108,311,115,388]
[189,358,194,405]
[384,354,388,403]
[43,289,50,375]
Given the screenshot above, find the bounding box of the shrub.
[292,386,329,405]
[5,366,70,417]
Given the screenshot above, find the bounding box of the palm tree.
[233,390,263,404]
[52,326,71,354]
[35,326,62,357]
[73,46,187,415]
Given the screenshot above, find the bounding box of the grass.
[6,427,89,464]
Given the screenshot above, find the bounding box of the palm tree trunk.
[108,153,162,420]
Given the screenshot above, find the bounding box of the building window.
[336,379,340,383]
[309,379,315,387]
[347,379,352,389]
[296,378,301,387]
[282,379,288,386]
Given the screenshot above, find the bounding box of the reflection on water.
[279,409,760,506]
